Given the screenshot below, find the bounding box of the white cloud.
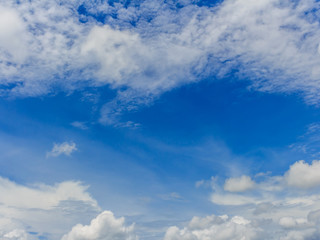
[2,229,28,240]
[62,211,138,240]
[47,142,77,157]
[278,217,308,229]
[285,160,320,189]
[0,176,99,240]
[0,0,320,123]
[0,6,27,63]
[189,159,320,239]
[0,177,96,209]
[224,175,255,192]
[163,215,259,240]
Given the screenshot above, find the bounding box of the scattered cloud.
[189,159,320,239]
[47,142,77,157]
[1,159,320,239]
[62,211,138,240]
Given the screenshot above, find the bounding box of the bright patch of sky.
[1,0,320,239]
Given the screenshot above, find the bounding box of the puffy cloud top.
[62,211,138,240]
[285,160,320,189]
[163,214,258,240]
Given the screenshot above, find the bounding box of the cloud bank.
[0,0,320,123]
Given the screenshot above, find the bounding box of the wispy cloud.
[47,142,77,157]
[71,121,88,130]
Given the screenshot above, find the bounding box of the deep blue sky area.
[0,78,317,185]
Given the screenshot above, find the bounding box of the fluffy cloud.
[0,0,320,123]
[285,160,320,189]
[192,159,320,239]
[62,211,138,240]
[47,142,77,157]
[224,175,255,192]
[164,215,259,240]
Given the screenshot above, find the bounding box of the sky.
[1,0,320,239]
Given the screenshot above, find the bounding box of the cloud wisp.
[47,142,77,158]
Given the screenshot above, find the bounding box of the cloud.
[189,159,320,239]
[163,215,259,240]
[285,160,320,189]
[71,121,88,130]
[47,142,77,157]
[0,176,99,239]
[62,211,138,240]
[0,177,96,209]
[0,6,27,63]
[2,229,28,240]
[0,0,320,124]
[224,175,255,192]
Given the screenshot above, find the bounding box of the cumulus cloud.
[47,142,77,157]
[163,215,259,240]
[191,159,320,239]
[285,160,320,189]
[224,175,255,192]
[62,211,138,240]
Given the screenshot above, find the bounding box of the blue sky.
[1,0,320,239]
